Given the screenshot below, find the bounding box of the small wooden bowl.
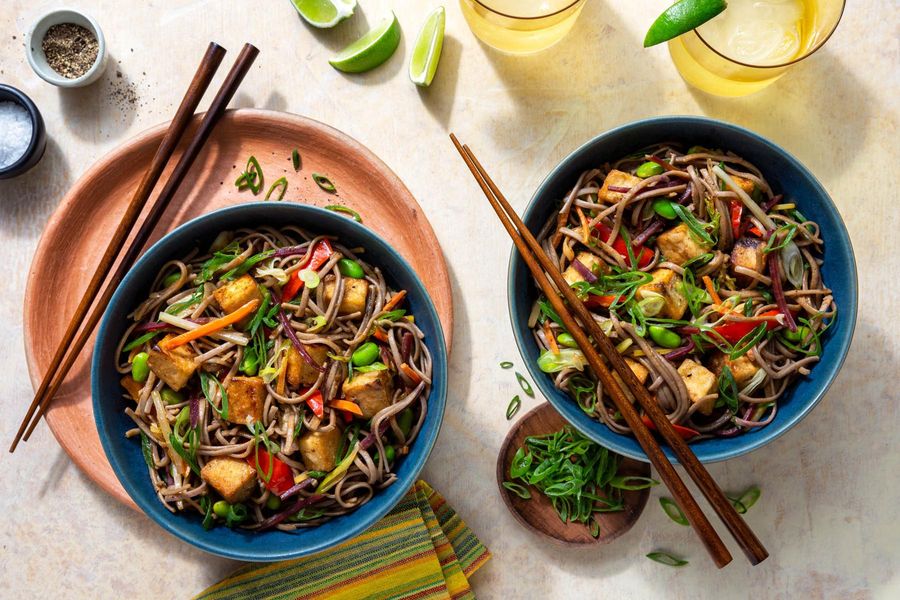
[497,403,651,546]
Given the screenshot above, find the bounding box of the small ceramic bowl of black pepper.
[0,84,46,179]
[26,8,108,88]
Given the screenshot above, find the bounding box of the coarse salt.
[0,101,34,169]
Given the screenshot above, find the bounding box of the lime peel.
[409,6,446,87]
[329,12,402,74]
[644,0,728,48]
[291,0,356,29]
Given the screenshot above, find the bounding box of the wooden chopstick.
[18,43,261,444]
[452,134,769,567]
[9,42,227,453]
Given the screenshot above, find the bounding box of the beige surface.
[1,1,897,598]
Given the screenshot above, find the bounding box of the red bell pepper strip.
[304,390,325,419]
[729,200,743,239]
[281,240,334,302]
[584,294,620,310]
[593,222,653,268]
[641,415,700,441]
[247,449,294,494]
[681,309,782,345]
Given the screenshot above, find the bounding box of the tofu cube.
[342,369,394,419]
[563,251,610,286]
[286,344,329,388]
[677,359,718,415]
[624,357,649,385]
[323,277,369,315]
[637,268,688,320]
[731,175,757,196]
[224,376,266,425]
[299,426,344,472]
[730,237,767,285]
[710,352,760,388]
[212,274,262,325]
[148,335,198,391]
[120,376,146,402]
[598,170,642,203]
[201,457,257,504]
[656,223,712,265]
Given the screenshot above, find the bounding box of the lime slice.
[291,0,356,29]
[643,0,728,48]
[409,6,445,87]
[329,13,401,73]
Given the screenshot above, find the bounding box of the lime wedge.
[409,6,445,87]
[291,0,356,28]
[643,0,728,48]
[329,12,401,73]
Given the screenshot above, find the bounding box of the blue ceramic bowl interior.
[93,203,447,561]
[508,116,857,463]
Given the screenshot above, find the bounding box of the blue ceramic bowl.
[93,203,448,561]
[508,116,857,463]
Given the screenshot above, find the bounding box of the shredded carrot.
[576,207,590,244]
[382,290,407,313]
[400,363,422,385]
[330,399,363,417]
[702,275,722,306]
[159,299,259,350]
[372,328,389,343]
[748,226,764,238]
[543,320,560,354]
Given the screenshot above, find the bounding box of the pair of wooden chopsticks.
[10,42,260,453]
[450,134,768,568]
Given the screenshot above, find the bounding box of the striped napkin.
[194,481,491,600]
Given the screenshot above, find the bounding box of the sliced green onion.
[140,432,154,469]
[307,315,328,332]
[537,348,587,373]
[313,173,336,193]
[506,395,521,420]
[516,372,534,397]
[236,156,263,194]
[646,551,689,567]
[291,148,301,171]
[608,475,659,490]
[502,481,531,499]
[729,323,767,360]
[123,331,160,352]
[728,486,761,514]
[265,176,288,201]
[671,203,715,246]
[499,361,514,369]
[659,497,689,526]
[324,204,362,223]
[590,519,600,538]
[299,269,320,289]
[509,446,532,479]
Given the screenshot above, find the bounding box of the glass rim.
[471,0,584,20]
[694,0,846,69]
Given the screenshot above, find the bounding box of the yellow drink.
[460,0,587,55]
[669,0,845,97]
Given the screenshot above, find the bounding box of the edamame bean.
[161,387,184,405]
[162,271,181,288]
[131,352,150,383]
[556,333,578,348]
[351,342,379,366]
[240,353,259,376]
[374,445,396,465]
[265,495,282,510]
[396,408,414,437]
[652,199,678,220]
[636,161,665,178]
[783,326,810,343]
[337,258,364,279]
[213,500,230,518]
[648,325,682,349]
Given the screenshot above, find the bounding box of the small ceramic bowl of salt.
[0,84,46,179]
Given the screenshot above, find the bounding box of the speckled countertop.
[1,1,897,598]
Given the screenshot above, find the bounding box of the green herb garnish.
[313,173,336,193]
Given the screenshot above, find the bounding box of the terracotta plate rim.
[23,108,454,509]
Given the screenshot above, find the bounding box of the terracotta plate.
[497,403,650,546]
[23,109,453,509]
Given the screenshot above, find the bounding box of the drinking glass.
[459,0,588,55]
